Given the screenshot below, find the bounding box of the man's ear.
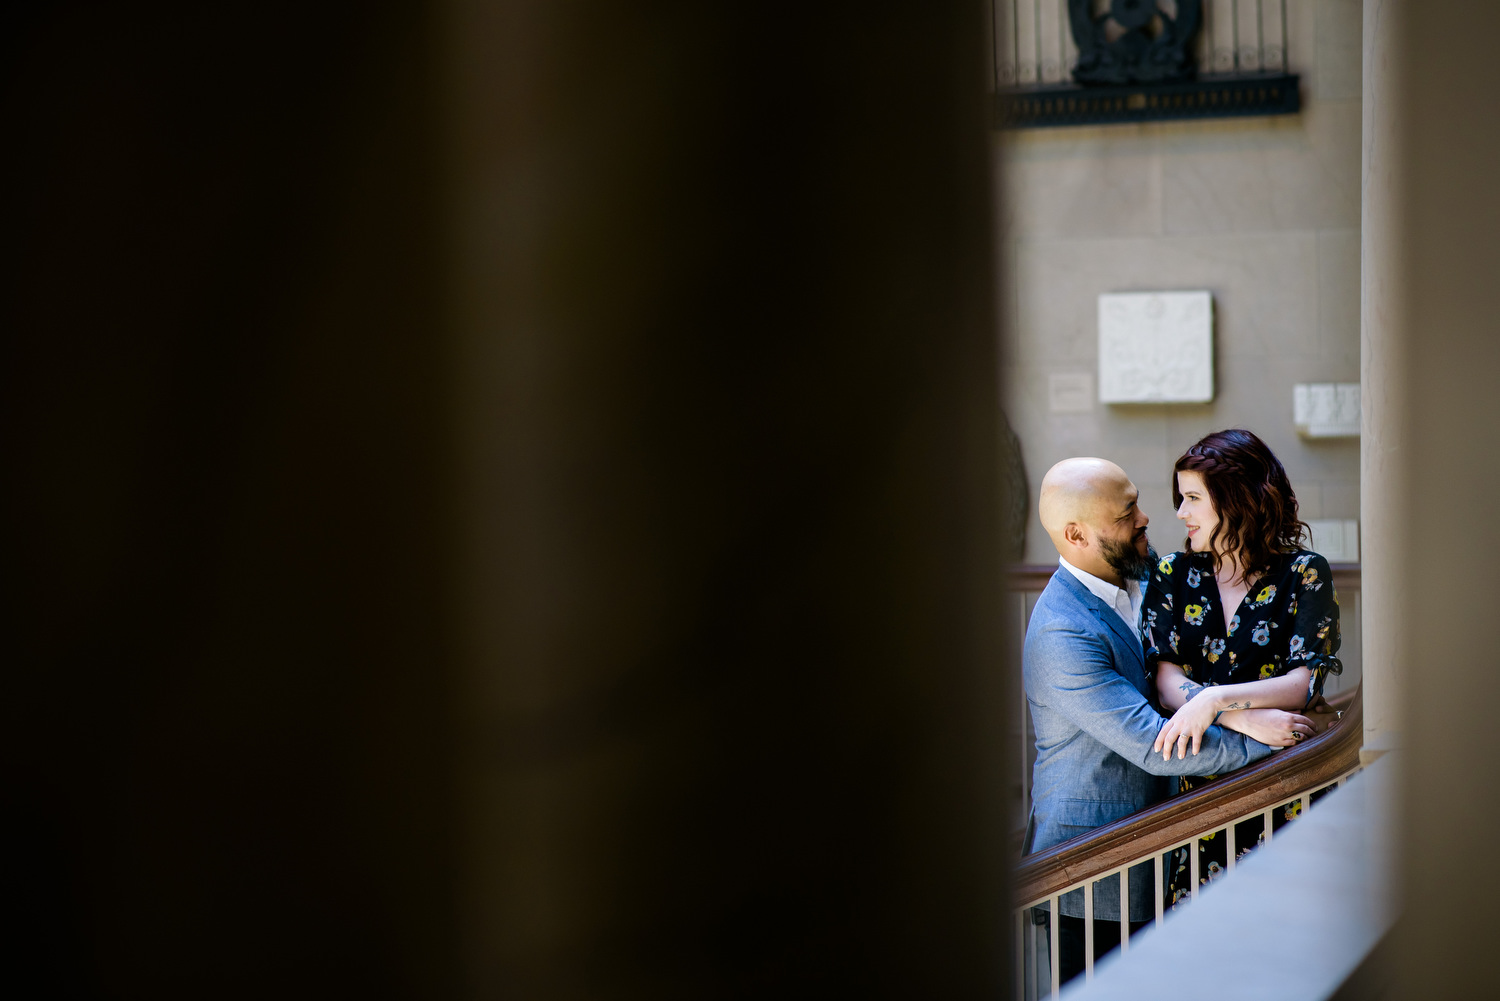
[1062,522,1088,550]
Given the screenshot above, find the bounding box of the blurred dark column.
[1392,2,1500,998]
[444,0,1007,996]
[3,0,1008,997]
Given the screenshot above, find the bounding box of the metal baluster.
[1255,0,1264,70]
[1280,0,1288,71]
[1033,0,1042,85]
[1263,806,1274,843]
[1016,909,1026,1001]
[1026,904,1037,1001]
[1058,0,1068,81]
[1200,0,1211,72]
[1013,0,1021,85]
[1189,837,1200,899]
[1230,0,1242,71]
[1049,894,1061,998]
[1083,881,1094,980]
[1119,869,1130,954]
[1154,854,1164,925]
[1227,819,1237,870]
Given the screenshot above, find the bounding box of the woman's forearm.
[1156,661,1203,711]
[1201,667,1313,714]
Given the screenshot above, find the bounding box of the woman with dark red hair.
[1143,428,1342,903]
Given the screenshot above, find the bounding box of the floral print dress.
[1144,549,1342,906]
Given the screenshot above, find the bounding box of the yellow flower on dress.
[1259,664,1276,679]
[1302,568,1319,588]
[1253,584,1277,605]
[1159,554,1176,575]
[1184,603,1207,626]
[1283,801,1303,822]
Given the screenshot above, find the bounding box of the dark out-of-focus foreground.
[11,2,1500,999]
[2,2,1009,998]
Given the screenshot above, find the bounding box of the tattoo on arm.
[1222,701,1252,710]
[1178,680,1205,699]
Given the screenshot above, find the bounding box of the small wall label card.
[1097,291,1214,403]
[1047,371,1094,414]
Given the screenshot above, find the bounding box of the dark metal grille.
[988,0,1299,129]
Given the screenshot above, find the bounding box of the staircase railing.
[1013,685,1363,998]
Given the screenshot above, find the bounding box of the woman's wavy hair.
[1173,428,1310,578]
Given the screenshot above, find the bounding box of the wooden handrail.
[1014,684,1363,906]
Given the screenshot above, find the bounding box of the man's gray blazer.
[1022,567,1275,920]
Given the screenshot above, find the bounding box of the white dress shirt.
[1059,555,1144,643]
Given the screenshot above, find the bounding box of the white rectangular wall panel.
[1097,291,1214,403]
[1294,382,1361,437]
[1306,519,1360,563]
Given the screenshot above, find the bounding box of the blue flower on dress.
[1252,621,1272,645]
[1187,567,1202,588]
[1228,613,1240,636]
[1288,635,1305,655]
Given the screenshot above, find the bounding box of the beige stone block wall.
[997,0,1364,681]
[998,0,1363,566]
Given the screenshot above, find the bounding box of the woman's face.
[1176,470,1219,554]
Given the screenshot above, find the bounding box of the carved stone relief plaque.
[1097,290,1213,403]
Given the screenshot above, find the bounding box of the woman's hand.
[1223,708,1316,747]
[1153,690,1221,760]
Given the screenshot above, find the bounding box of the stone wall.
[997,0,1363,574]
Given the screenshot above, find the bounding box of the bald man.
[1023,458,1309,982]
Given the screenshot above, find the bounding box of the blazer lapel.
[1055,569,1147,675]
[1097,599,1147,675]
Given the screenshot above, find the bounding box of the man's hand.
[1304,695,1343,736]
[1153,690,1223,759]
[1225,708,1317,747]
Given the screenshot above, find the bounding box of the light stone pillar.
[1357,0,1407,760]
[1393,3,1500,995]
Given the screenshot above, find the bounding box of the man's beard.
[1101,533,1155,582]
